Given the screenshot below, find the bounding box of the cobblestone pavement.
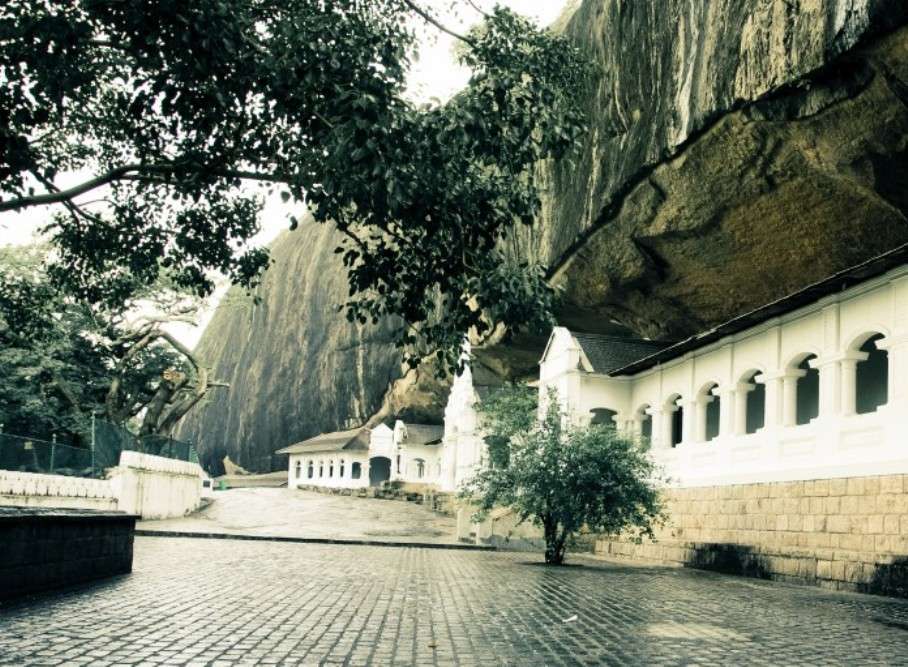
[138,488,457,544]
[2,536,908,666]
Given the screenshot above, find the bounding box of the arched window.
[307,461,314,479]
[590,408,617,428]
[351,462,362,479]
[294,460,302,479]
[318,461,324,478]
[339,459,346,478]
[636,404,652,442]
[396,454,401,474]
[856,334,888,414]
[742,371,766,434]
[672,405,684,446]
[329,460,335,477]
[795,355,819,425]
[697,383,720,442]
[415,458,426,479]
[664,394,683,447]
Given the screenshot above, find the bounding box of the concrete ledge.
[0,507,137,600]
[135,529,495,551]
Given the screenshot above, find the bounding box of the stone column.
[718,385,735,438]
[695,396,709,442]
[754,373,776,429]
[658,406,673,449]
[811,356,841,420]
[781,371,804,427]
[681,399,697,445]
[838,351,868,417]
[877,334,908,414]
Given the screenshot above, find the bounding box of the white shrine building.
[437,361,493,493]
[277,420,443,490]
[539,247,908,488]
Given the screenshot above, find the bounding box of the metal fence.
[94,420,198,465]
[0,418,199,479]
[0,433,94,478]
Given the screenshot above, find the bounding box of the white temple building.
[277,420,442,490]
[539,248,908,488]
[437,361,490,493]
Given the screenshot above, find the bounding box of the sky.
[0,0,571,346]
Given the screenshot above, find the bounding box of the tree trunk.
[139,380,175,436]
[543,519,567,565]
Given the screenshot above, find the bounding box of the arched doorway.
[369,456,391,486]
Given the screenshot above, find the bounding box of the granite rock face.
[175,221,407,475]
[179,0,908,472]
[539,0,908,339]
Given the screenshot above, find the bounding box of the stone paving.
[2,536,908,665]
[137,488,458,544]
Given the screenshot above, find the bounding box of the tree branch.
[106,329,157,422]
[464,0,491,19]
[30,169,106,226]
[0,163,287,212]
[401,0,476,46]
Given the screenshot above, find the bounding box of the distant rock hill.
[178,0,908,473]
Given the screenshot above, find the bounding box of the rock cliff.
[178,0,908,472]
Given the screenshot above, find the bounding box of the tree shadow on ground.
[863,557,908,599]
[684,543,770,579]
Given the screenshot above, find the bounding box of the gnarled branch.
[401,0,476,46]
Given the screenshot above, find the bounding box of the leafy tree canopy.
[0,244,222,444]
[0,1,591,372]
[463,387,666,565]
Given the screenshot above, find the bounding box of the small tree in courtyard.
[463,386,667,565]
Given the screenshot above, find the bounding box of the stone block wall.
[0,508,135,600]
[596,474,908,597]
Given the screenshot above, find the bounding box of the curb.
[134,529,495,551]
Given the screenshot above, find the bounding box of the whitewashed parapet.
[119,450,203,477]
[111,450,204,519]
[0,469,114,499]
[0,470,116,510]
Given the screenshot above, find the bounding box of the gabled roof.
[609,242,908,376]
[274,428,369,455]
[571,332,669,375]
[399,423,444,445]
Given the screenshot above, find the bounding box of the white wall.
[540,265,908,488]
[391,421,441,485]
[289,451,369,489]
[0,451,205,518]
[110,451,205,519]
[0,470,117,511]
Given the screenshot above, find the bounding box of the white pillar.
[877,335,908,413]
[838,351,867,417]
[781,371,803,427]
[695,397,709,442]
[658,406,674,449]
[681,399,697,445]
[756,373,779,429]
[718,385,735,438]
[811,356,840,420]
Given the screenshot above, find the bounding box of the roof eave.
[608,243,908,376]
